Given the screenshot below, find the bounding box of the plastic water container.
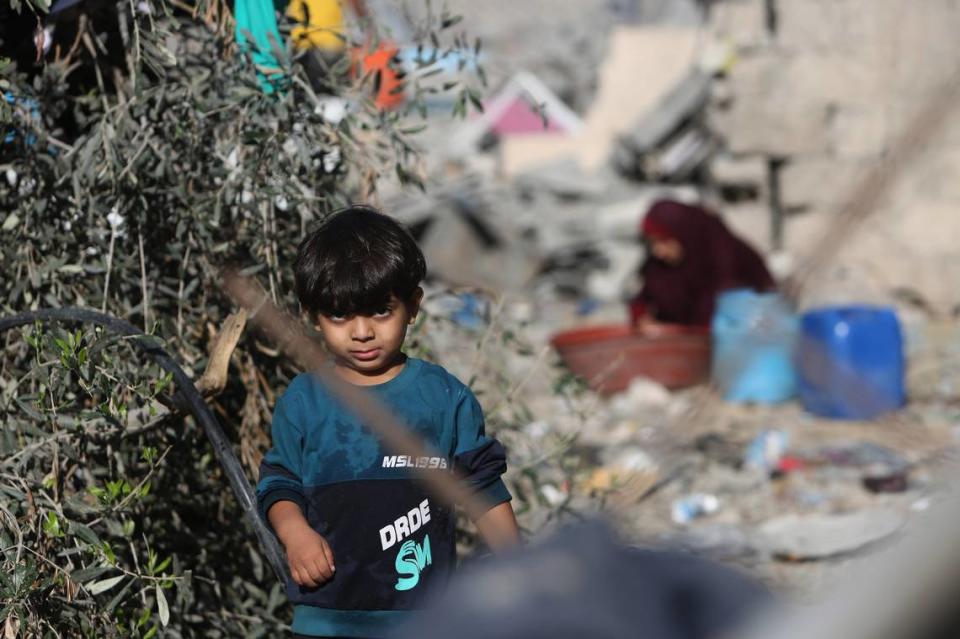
[797,306,906,419]
[711,290,799,404]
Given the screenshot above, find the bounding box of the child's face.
[314,289,423,385]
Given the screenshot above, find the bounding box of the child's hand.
[285,526,336,587]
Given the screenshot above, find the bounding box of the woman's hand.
[634,314,667,336]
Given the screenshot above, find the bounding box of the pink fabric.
[490,98,568,136]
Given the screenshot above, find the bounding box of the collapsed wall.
[707,0,960,315]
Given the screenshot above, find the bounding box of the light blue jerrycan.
[711,289,799,404]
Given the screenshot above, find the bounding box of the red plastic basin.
[550,323,712,395]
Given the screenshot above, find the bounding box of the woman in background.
[630,199,775,328]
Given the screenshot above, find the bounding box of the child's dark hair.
[294,204,426,317]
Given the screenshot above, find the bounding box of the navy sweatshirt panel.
[288,480,455,611]
[255,358,511,638]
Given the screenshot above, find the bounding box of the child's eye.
[372,307,393,318]
[326,312,348,322]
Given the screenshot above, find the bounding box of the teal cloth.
[234,0,287,93]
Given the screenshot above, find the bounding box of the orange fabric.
[352,44,405,110]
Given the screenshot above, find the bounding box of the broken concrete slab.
[660,523,764,562]
[828,105,890,160]
[512,158,613,200]
[778,158,867,211]
[709,154,767,191]
[617,70,711,156]
[759,510,903,561]
[500,136,582,179]
[578,26,702,172]
[419,206,541,293]
[499,27,705,176]
[638,125,719,182]
[615,70,716,181]
[707,0,770,52]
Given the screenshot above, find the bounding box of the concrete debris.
[392,0,960,596]
[576,27,704,172]
[659,524,762,562]
[616,71,711,153]
[512,158,612,201]
[419,209,540,292]
[614,70,715,181]
[759,511,903,561]
[497,27,704,177]
[707,154,767,202]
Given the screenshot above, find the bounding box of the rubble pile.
[387,0,960,594]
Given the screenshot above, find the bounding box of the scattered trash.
[313,97,349,125]
[608,447,657,473]
[576,298,602,316]
[607,378,673,416]
[523,420,551,439]
[792,490,829,508]
[583,465,658,496]
[450,292,490,330]
[671,493,720,525]
[800,441,909,472]
[776,455,808,474]
[861,465,909,494]
[541,484,568,507]
[743,429,789,474]
[759,510,903,561]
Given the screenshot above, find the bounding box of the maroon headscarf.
[630,200,775,326]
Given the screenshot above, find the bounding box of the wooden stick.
[196,310,247,397]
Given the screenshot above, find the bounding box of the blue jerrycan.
[797,306,906,419]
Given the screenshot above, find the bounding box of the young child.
[256,205,520,638]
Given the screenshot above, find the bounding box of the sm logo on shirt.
[379,500,434,591]
[394,535,432,591]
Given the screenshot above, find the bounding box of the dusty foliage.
[0,0,568,636]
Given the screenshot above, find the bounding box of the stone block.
[827,105,890,160]
[710,153,768,187]
[779,157,867,210]
[709,0,769,51]
[777,0,960,96]
[776,0,899,55]
[720,202,772,253]
[711,98,832,156]
[890,148,960,209]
